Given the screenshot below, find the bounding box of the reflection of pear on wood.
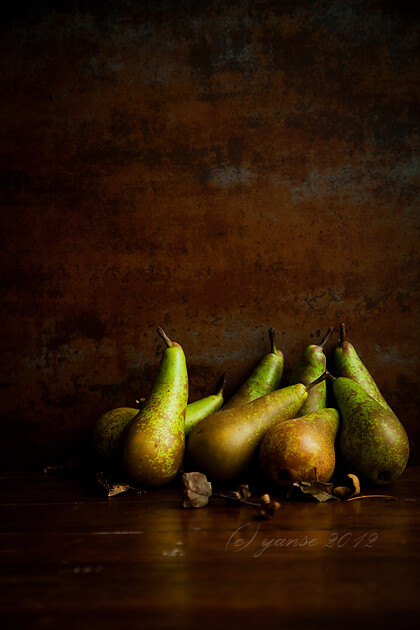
[332,376,409,485]
[188,373,328,484]
[259,408,340,484]
[119,327,188,486]
[289,326,336,416]
[222,328,284,409]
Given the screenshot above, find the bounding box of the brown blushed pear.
[331,375,409,485]
[333,323,396,417]
[223,327,284,410]
[119,327,188,486]
[288,326,336,416]
[187,372,328,484]
[259,408,340,484]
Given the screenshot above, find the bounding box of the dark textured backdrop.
[1,0,419,469]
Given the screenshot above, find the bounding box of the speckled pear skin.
[93,407,138,465]
[289,327,335,416]
[222,328,284,410]
[92,377,226,465]
[120,328,188,486]
[333,377,409,485]
[187,383,308,483]
[259,408,340,484]
[333,323,396,418]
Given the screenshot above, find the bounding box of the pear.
[92,375,227,466]
[119,327,188,486]
[185,373,228,437]
[289,326,336,416]
[332,376,409,485]
[187,372,328,484]
[333,323,396,417]
[259,408,340,484]
[92,406,139,466]
[223,327,284,409]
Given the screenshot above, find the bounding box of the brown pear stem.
[339,323,346,346]
[157,326,173,348]
[268,327,277,355]
[319,326,337,349]
[306,370,329,391]
[216,373,228,396]
[325,370,336,380]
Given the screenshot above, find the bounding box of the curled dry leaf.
[182,472,213,508]
[96,472,143,497]
[258,498,281,519]
[334,474,361,500]
[232,484,252,501]
[293,480,337,502]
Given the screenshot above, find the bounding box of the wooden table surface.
[0,467,419,630]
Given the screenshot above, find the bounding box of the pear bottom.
[339,408,409,486]
[259,410,339,484]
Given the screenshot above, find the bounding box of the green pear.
[223,327,284,409]
[332,376,409,485]
[92,375,227,466]
[119,327,188,486]
[185,373,228,437]
[289,327,336,416]
[259,408,340,484]
[333,323,396,417]
[93,406,139,466]
[188,373,327,484]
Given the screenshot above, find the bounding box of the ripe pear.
[259,408,340,484]
[93,406,139,466]
[185,373,228,437]
[222,328,284,410]
[92,376,227,466]
[333,323,396,417]
[332,376,409,485]
[119,327,188,486]
[289,326,336,416]
[188,373,328,484]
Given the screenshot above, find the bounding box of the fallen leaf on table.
[182,472,213,508]
[96,472,143,497]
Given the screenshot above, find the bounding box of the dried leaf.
[334,474,361,500]
[293,480,338,502]
[182,472,213,508]
[258,500,281,519]
[232,484,252,500]
[96,472,141,497]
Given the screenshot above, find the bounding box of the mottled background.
[1,0,419,469]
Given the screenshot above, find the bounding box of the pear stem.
[268,327,277,355]
[325,370,336,380]
[319,326,337,349]
[216,373,228,396]
[157,326,173,348]
[339,323,346,346]
[306,370,328,391]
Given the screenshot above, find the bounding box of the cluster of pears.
[92,324,410,489]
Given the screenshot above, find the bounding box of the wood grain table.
[0,467,419,629]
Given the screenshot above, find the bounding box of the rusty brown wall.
[1,1,419,469]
